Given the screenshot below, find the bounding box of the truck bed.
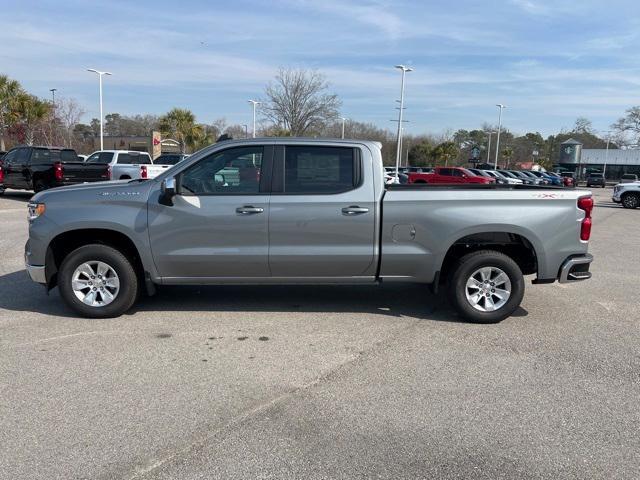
[380,184,589,283]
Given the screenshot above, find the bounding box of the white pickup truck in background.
[84,150,152,180]
[140,153,190,179]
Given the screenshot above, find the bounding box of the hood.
[32,179,156,203]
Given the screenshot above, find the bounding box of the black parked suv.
[586,173,606,188]
[0,145,110,194]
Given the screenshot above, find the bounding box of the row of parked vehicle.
[0,145,189,194]
[384,166,574,187]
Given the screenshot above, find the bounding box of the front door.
[148,145,272,279]
[268,144,376,278]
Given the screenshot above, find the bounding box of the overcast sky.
[2,0,639,136]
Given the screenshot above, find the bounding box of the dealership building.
[87,132,181,160]
[556,138,640,180]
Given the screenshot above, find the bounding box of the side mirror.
[160,177,177,206]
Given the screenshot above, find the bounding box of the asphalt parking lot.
[1,187,638,479]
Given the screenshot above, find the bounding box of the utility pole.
[341,117,347,139]
[393,65,413,182]
[494,104,506,169]
[87,69,112,150]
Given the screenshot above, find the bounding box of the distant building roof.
[561,138,583,145]
[581,148,640,165]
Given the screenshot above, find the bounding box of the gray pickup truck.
[25,139,594,323]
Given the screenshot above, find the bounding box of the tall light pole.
[248,100,260,138]
[486,131,494,164]
[49,89,57,147]
[494,104,506,169]
[341,117,347,139]
[604,131,611,179]
[394,65,413,182]
[87,69,112,150]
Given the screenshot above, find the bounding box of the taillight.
[140,165,148,179]
[54,162,63,181]
[578,196,594,241]
[107,165,112,180]
[0,164,4,183]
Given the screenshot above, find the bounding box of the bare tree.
[56,97,85,148]
[573,117,594,134]
[612,106,640,146]
[262,68,341,136]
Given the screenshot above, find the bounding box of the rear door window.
[86,152,114,164]
[282,146,357,194]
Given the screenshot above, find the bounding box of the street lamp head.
[87,68,112,76]
[248,100,260,105]
[496,104,506,109]
[395,65,413,72]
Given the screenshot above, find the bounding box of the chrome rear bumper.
[558,254,593,283]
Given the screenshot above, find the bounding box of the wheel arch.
[46,228,146,291]
[438,230,540,285]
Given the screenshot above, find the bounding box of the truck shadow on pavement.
[0,190,34,204]
[0,270,528,323]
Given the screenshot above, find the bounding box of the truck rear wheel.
[448,250,525,323]
[58,244,139,318]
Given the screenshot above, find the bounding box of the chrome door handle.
[342,206,369,216]
[236,206,264,215]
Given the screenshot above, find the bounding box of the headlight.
[28,202,46,221]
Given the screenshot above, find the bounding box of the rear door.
[268,144,376,278]
[148,144,273,278]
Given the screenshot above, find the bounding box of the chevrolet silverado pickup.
[0,146,110,193]
[84,150,152,180]
[24,139,594,323]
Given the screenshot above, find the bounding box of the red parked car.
[408,167,494,184]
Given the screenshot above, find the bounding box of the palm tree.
[432,141,459,167]
[185,124,214,152]
[14,94,51,146]
[502,146,514,169]
[0,75,23,150]
[159,108,203,153]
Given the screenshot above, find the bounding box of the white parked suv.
[612,181,640,209]
[85,150,152,180]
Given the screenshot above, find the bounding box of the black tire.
[447,250,525,324]
[33,179,47,193]
[58,244,139,318]
[0,188,4,195]
[622,193,639,209]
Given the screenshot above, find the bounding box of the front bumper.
[558,254,593,283]
[25,252,46,284]
[26,263,46,284]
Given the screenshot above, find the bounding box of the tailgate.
[61,162,110,182]
[146,164,172,178]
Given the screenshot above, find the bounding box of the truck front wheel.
[622,193,639,209]
[58,244,139,318]
[448,250,525,323]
